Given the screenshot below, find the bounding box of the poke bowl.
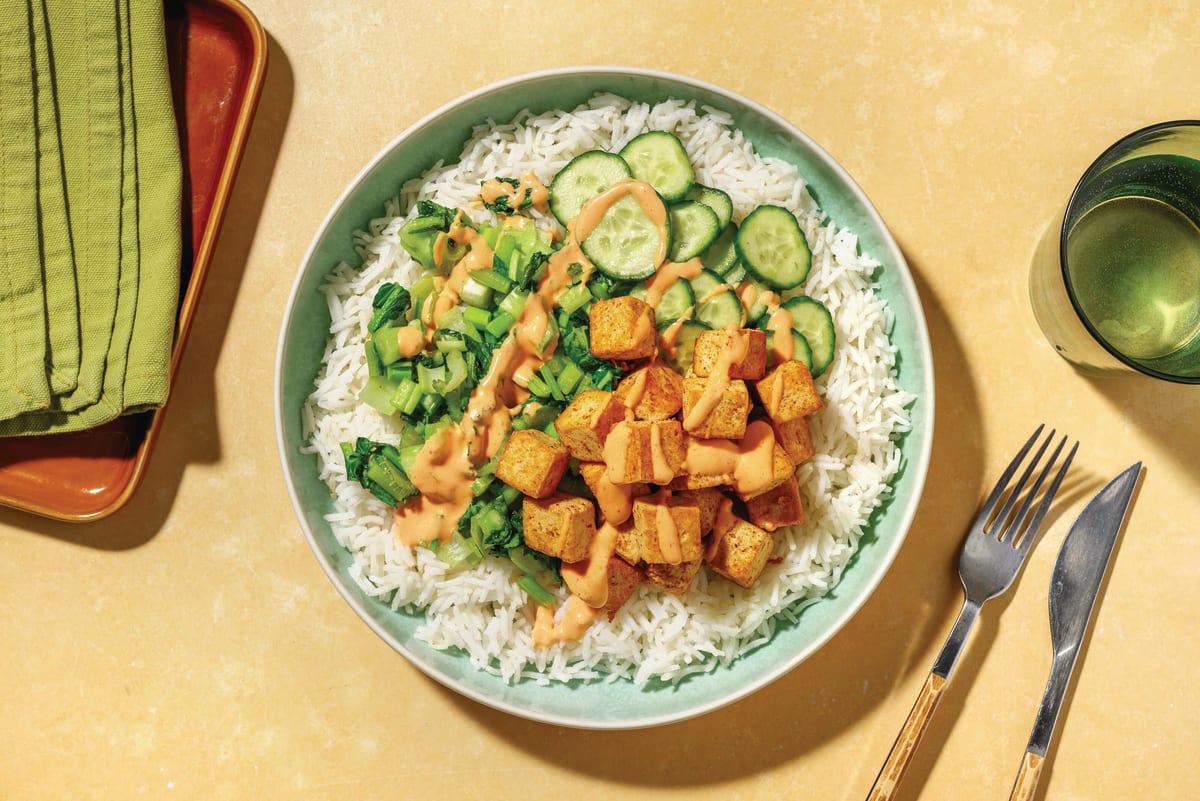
[274,66,933,729]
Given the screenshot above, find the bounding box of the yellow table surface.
[4,1,1199,798]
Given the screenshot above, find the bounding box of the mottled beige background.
[3,1,1199,799]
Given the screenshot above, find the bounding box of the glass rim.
[1058,119,1200,384]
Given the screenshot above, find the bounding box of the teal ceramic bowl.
[275,67,934,729]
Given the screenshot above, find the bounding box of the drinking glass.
[1030,120,1200,382]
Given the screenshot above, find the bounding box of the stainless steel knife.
[1008,462,1141,801]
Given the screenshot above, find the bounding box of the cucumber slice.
[783,296,835,377]
[630,280,696,327]
[684,184,733,229]
[736,205,812,290]
[667,201,720,262]
[700,222,740,275]
[723,262,747,285]
[548,150,631,226]
[766,328,813,370]
[690,269,745,329]
[618,131,695,202]
[579,192,669,281]
[662,321,706,373]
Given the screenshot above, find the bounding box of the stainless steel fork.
[865,424,1078,801]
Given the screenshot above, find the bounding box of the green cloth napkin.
[0,0,181,436]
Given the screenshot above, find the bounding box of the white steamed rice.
[301,94,915,685]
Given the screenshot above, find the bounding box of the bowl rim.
[274,65,935,729]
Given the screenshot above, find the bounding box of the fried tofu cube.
[495,429,569,498]
[555,390,626,462]
[645,559,702,595]
[602,420,686,484]
[588,296,657,360]
[611,517,643,565]
[673,488,726,535]
[522,493,596,562]
[773,415,816,465]
[614,361,684,420]
[692,328,767,380]
[755,360,822,424]
[745,474,806,532]
[632,495,704,564]
[578,461,651,525]
[736,436,796,501]
[705,514,775,589]
[681,377,751,438]
[604,556,642,620]
[669,471,730,492]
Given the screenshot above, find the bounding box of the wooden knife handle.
[1008,751,1045,801]
[865,672,948,801]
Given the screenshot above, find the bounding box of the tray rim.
[0,0,269,522]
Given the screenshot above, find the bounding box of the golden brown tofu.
[632,494,704,564]
[604,556,643,620]
[611,517,643,565]
[681,377,751,439]
[745,474,806,531]
[692,328,767,380]
[645,559,702,595]
[602,419,686,485]
[705,513,775,589]
[522,493,596,562]
[588,296,657,360]
[555,390,626,462]
[495,429,569,499]
[755,360,822,424]
[669,471,730,492]
[773,415,816,465]
[673,488,726,535]
[614,361,684,420]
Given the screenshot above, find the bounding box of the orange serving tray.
[0,0,267,522]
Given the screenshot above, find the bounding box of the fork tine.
[1002,433,1067,544]
[988,427,1055,538]
[1015,439,1079,554]
[978,423,1045,521]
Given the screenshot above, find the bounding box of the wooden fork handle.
[1008,751,1044,801]
[865,671,948,801]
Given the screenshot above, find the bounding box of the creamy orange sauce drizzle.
[463,335,520,463]
[432,219,493,327]
[646,489,683,564]
[682,327,749,431]
[705,495,739,561]
[683,420,779,496]
[396,426,475,546]
[480,172,549,213]
[561,522,618,607]
[648,424,676,484]
[644,258,703,308]
[620,367,649,410]
[532,595,600,650]
[395,325,425,358]
[537,241,592,305]
[767,306,795,362]
[602,421,633,485]
[515,293,552,356]
[593,471,635,525]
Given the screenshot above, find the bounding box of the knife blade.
[1008,461,1141,801]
